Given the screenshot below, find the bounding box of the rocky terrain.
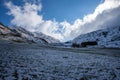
[0,22,60,44]
[69,26,120,48]
[0,40,120,80]
[0,22,120,80]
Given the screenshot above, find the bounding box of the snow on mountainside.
[33,32,60,43]
[72,26,120,48]
[0,22,60,44]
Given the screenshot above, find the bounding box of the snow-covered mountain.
[71,26,120,48]
[33,32,60,43]
[0,22,60,44]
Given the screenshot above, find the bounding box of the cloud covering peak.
[5,0,120,42]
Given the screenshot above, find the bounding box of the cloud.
[5,1,64,40]
[5,0,120,42]
[5,1,43,32]
[36,20,64,40]
[60,0,120,41]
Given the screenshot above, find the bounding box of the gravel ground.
[0,41,120,80]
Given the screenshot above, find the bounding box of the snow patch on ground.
[0,42,120,80]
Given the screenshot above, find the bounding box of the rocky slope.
[0,41,120,80]
[0,22,60,44]
[71,26,120,48]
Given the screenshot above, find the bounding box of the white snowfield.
[0,41,120,80]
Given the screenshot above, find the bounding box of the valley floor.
[0,41,120,80]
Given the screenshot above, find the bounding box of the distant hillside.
[70,26,120,48]
[0,22,60,44]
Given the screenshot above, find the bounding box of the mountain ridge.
[70,26,120,48]
[0,22,60,44]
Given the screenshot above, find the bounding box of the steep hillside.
[71,26,120,48]
[0,23,60,44]
[33,32,60,43]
